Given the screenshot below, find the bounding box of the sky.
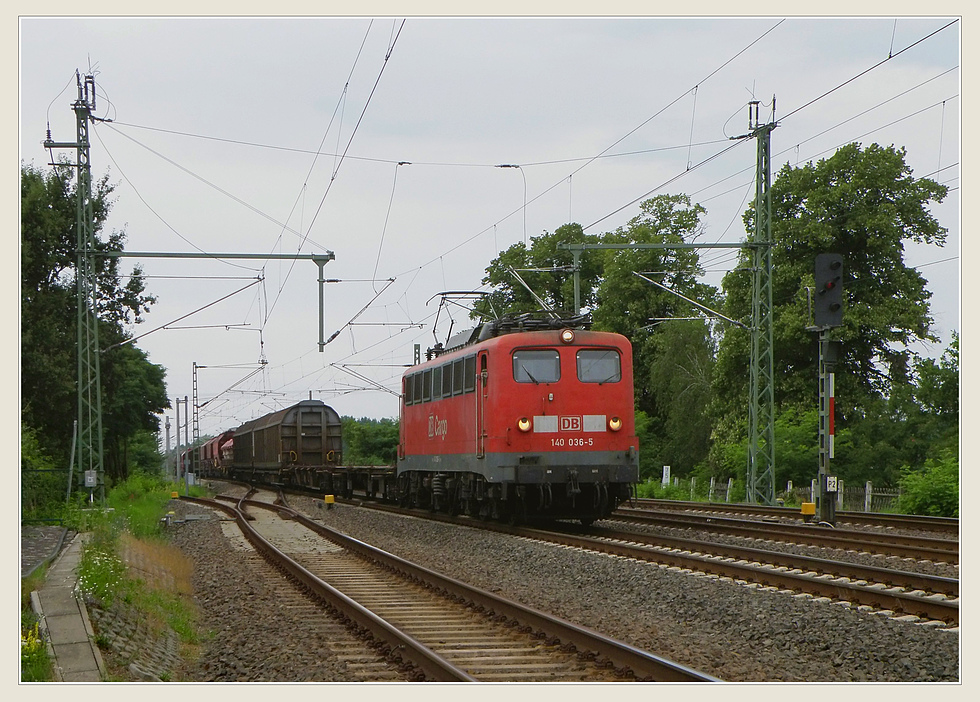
[16,11,962,444]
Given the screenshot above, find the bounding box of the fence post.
[865,481,873,512]
[837,479,844,510]
[726,478,733,502]
[709,477,716,502]
[690,477,696,500]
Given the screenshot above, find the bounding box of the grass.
[23,471,209,680]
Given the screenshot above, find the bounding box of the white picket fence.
[674,476,901,513]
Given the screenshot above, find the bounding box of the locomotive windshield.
[513,349,560,384]
[577,349,622,384]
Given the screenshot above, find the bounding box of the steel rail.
[612,509,958,563]
[326,500,958,625]
[252,497,719,682]
[587,525,958,597]
[628,499,960,535]
[502,525,959,626]
[180,496,476,681]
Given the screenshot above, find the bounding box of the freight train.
[191,314,639,523]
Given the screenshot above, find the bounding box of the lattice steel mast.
[746,100,776,505]
[44,72,105,503]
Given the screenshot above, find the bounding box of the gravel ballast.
[168,495,959,683]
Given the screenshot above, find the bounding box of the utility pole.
[43,71,105,504]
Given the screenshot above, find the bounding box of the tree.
[711,143,949,469]
[21,162,166,484]
[592,195,717,474]
[100,335,169,482]
[472,223,603,320]
[341,417,399,465]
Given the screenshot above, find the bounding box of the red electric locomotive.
[397,315,639,523]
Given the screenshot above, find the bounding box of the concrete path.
[31,533,107,682]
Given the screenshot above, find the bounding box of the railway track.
[317,498,958,628]
[613,506,958,564]
[208,482,960,628]
[188,490,717,682]
[629,498,959,536]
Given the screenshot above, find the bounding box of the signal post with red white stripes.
[812,254,844,525]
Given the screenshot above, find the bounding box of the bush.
[898,450,959,517]
[635,479,692,501]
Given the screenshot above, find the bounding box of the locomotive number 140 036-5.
[551,437,594,447]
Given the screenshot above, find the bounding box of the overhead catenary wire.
[78,20,956,432]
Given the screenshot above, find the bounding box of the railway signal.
[809,253,845,525]
[814,253,844,328]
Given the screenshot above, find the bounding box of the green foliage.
[473,223,602,320]
[21,422,67,521]
[20,162,166,490]
[772,407,819,488]
[898,450,959,517]
[715,143,948,427]
[341,416,399,465]
[76,523,128,606]
[106,471,176,539]
[635,479,692,501]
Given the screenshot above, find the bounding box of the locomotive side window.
[432,366,442,401]
[441,362,453,397]
[513,349,560,384]
[452,358,465,395]
[422,369,432,402]
[577,349,622,384]
[413,372,423,404]
[463,355,477,393]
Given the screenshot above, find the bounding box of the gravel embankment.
[170,496,959,682]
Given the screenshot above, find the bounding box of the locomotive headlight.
[609,416,623,431]
[518,417,532,432]
[560,329,575,344]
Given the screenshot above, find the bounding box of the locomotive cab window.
[404,374,415,405]
[577,349,622,384]
[513,349,560,384]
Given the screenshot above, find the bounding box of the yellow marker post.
[325,494,335,510]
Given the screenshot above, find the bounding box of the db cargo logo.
[428,414,448,439]
[559,416,582,432]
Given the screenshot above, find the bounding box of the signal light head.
[517,417,532,432]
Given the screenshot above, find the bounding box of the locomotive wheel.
[447,480,461,516]
[508,495,527,526]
